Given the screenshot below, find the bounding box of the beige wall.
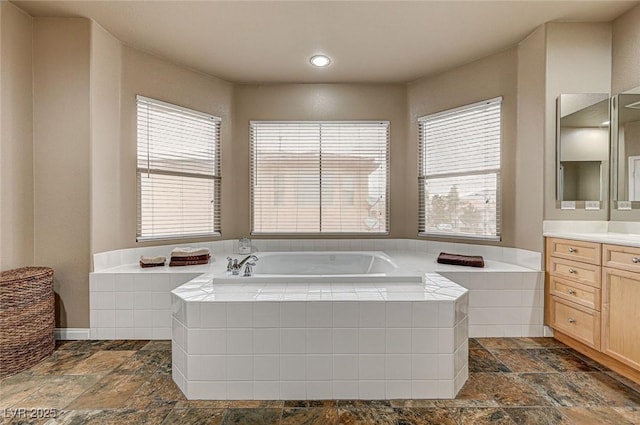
[232,84,408,238]
[90,22,122,254]
[119,46,233,250]
[1,2,33,270]
[407,48,518,247]
[515,26,546,252]
[612,3,640,95]
[610,3,640,222]
[543,23,612,222]
[33,18,91,328]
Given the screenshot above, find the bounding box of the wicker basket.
[0,267,55,378]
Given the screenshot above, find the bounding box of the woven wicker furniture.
[0,267,55,378]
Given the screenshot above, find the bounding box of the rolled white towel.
[170,247,211,258]
[140,255,166,265]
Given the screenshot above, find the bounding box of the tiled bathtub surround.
[171,273,469,400]
[90,240,543,340]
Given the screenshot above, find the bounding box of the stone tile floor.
[2,338,640,424]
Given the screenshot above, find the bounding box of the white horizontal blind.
[251,121,389,234]
[136,95,221,241]
[418,97,502,240]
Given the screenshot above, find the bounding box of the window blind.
[418,97,502,240]
[250,121,389,234]
[136,95,221,241]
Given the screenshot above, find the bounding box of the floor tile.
[489,349,556,373]
[336,408,397,425]
[514,338,568,349]
[519,372,601,407]
[571,372,640,407]
[389,399,437,408]
[336,400,392,410]
[453,407,517,424]
[160,407,225,425]
[124,373,186,409]
[502,406,571,425]
[281,407,338,425]
[221,408,281,425]
[475,338,522,350]
[11,375,101,410]
[468,338,483,349]
[175,400,231,409]
[393,407,457,425]
[469,349,511,373]
[227,401,283,409]
[65,350,136,375]
[535,349,601,372]
[557,407,634,425]
[284,400,337,408]
[0,374,49,407]
[26,351,93,376]
[6,337,640,424]
[141,340,172,351]
[111,350,171,375]
[612,406,640,424]
[470,373,554,407]
[65,374,148,409]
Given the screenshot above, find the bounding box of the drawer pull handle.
[568,318,576,324]
[568,247,576,253]
[568,268,576,274]
[633,258,640,264]
[568,289,576,295]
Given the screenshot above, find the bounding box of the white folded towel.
[170,247,211,258]
[140,255,166,265]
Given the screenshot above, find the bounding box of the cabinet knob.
[568,247,576,253]
[633,257,640,264]
[568,289,576,295]
[568,268,576,274]
[568,318,576,324]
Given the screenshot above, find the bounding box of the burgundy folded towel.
[170,254,210,262]
[169,257,210,267]
[437,252,485,268]
[140,261,165,268]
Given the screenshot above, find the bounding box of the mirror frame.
[555,93,610,209]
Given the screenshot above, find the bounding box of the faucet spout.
[237,255,259,268]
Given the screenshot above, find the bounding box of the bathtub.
[171,269,470,400]
[215,251,422,284]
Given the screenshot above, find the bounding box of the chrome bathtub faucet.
[227,255,258,276]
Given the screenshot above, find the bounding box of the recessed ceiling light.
[310,54,331,67]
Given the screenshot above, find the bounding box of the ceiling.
[12,0,640,84]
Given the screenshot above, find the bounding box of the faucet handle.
[226,256,234,272]
[243,262,255,277]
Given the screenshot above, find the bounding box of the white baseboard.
[55,328,91,340]
[543,325,555,337]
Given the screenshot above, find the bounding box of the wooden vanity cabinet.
[545,238,640,384]
[545,238,601,349]
[602,244,640,370]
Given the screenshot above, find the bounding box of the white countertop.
[543,231,640,247]
[171,272,468,302]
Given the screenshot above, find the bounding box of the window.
[250,121,389,234]
[136,95,221,241]
[418,97,502,240]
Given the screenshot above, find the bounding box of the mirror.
[557,93,610,206]
[613,88,640,208]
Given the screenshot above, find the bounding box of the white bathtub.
[215,251,421,284]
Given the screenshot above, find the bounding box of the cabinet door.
[602,267,640,369]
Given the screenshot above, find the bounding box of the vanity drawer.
[547,238,601,265]
[547,257,601,288]
[603,244,640,273]
[549,275,600,311]
[550,295,600,350]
